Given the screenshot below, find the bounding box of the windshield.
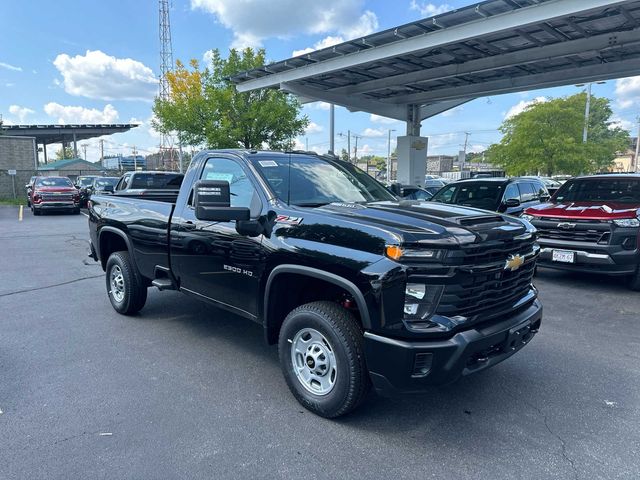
[94,178,119,188]
[554,178,640,204]
[36,177,73,187]
[431,182,504,210]
[252,154,396,206]
[78,177,95,186]
[130,173,184,189]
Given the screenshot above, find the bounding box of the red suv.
[30,176,80,215]
[523,174,640,290]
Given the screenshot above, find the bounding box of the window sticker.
[258,160,278,167]
[204,172,234,183]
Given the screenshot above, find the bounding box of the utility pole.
[159,0,175,170]
[353,134,362,165]
[306,137,309,151]
[329,104,335,155]
[583,83,592,143]
[99,139,104,166]
[462,132,470,169]
[387,129,396,184]
[81,144,88,161]
[347,130,351,163]
[178,141,184,173]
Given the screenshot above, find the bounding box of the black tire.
[32,207,40,216]
[278,301,370,418]
[72,208,80,215]
[629,267,640,292]
[105,251,147,315]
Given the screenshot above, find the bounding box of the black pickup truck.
[88,150,542,417]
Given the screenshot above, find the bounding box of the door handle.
[184,221,197,230]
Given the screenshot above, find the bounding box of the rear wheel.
[32,207,40,216]
[106,251,147,314]
[278,301,370,418]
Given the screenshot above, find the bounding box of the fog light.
[406,283,426,300]
[404,304,419,315]
[412,353,433,378]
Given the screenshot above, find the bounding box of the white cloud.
[53,50,157,101]
[8,105,35,123]
[610,116,634,132]
[0,61,22,71]
[293,36,345,57]
[191,0,378,48]
[362,127,386,138]
[305,121,323,134]
[370,114,400,125]
[504,96,547,119]
[615,76,640,109]
[44,102,119,124]
[410,1,453,17]
[358,144,374,155]
[305,101,331,111]
[469,144,487,153]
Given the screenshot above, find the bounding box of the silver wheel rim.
[290,328,337,396]
[110,265,125,303]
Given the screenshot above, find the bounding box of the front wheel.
[278,301,370,418]
[105,251,147,315]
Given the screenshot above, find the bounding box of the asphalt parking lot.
[1,206,639,480]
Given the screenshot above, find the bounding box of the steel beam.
[331,28,640,96]
[380,60,640,104]
[236,0,627,93]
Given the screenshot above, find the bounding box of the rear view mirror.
[504,198,520,208]
[194,180,250,222]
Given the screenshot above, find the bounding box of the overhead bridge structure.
[231,0,640,183]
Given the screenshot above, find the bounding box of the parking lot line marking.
[18,205,23,222]
[81,212,89,218]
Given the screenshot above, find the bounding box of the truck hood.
[526,201,640,221]
[279,200,529,250]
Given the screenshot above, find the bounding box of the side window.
[117,175,130,191]
[503,183,520,202]
[535,181,548,198]
[195,157,261,214]
[518,183,536,202]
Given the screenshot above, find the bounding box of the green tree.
[56,146,75,159]
[340,148,349,162]
[486,93,629,176]
[153,49,308,150]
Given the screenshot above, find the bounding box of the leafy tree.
[340,148,349,162]
[486,93,629,175]
[153,49,308,150]
[56,146,76,159]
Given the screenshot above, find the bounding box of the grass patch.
[0,198,27,206]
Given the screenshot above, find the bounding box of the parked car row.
[25,171,184,215]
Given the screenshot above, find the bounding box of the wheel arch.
[98,227,138,275]
[263,265,371,345]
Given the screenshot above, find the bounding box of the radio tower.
[159,0,176,170]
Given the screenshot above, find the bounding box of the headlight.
[385,245,443,261]
[520,213,534,222]
[404,283,443,323]
[613,218,640,228]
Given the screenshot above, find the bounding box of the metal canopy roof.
[1,124,138,144]
[231,0,640,123]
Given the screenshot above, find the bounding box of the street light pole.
[583,83,592,143]
[387,129,396,184]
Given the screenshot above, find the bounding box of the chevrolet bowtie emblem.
[505,254,524,272]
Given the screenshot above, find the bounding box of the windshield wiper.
[292,202,332,208]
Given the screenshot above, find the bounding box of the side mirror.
[504,198,521,208]
[103,185,114,193]
[194,180,250,222]
[540,193,551,201]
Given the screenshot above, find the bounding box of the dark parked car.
[75,175,100,207]
[430,177,550,216]
[88,150,542,417]
[30,176,80,215]
[25,176,37,207]
[90,176,120,195]
[523,174,640,290]
[390,184,434,200]
[522,176,562,196]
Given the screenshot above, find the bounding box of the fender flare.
[264,264,371,330]
[97,226,141,279]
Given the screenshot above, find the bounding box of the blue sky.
[1,0,639,163]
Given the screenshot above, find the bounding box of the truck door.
[170,156,265,318]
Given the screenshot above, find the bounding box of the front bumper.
[537,238,638,275]
[364,299,542,396]
[33,202,78,210]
